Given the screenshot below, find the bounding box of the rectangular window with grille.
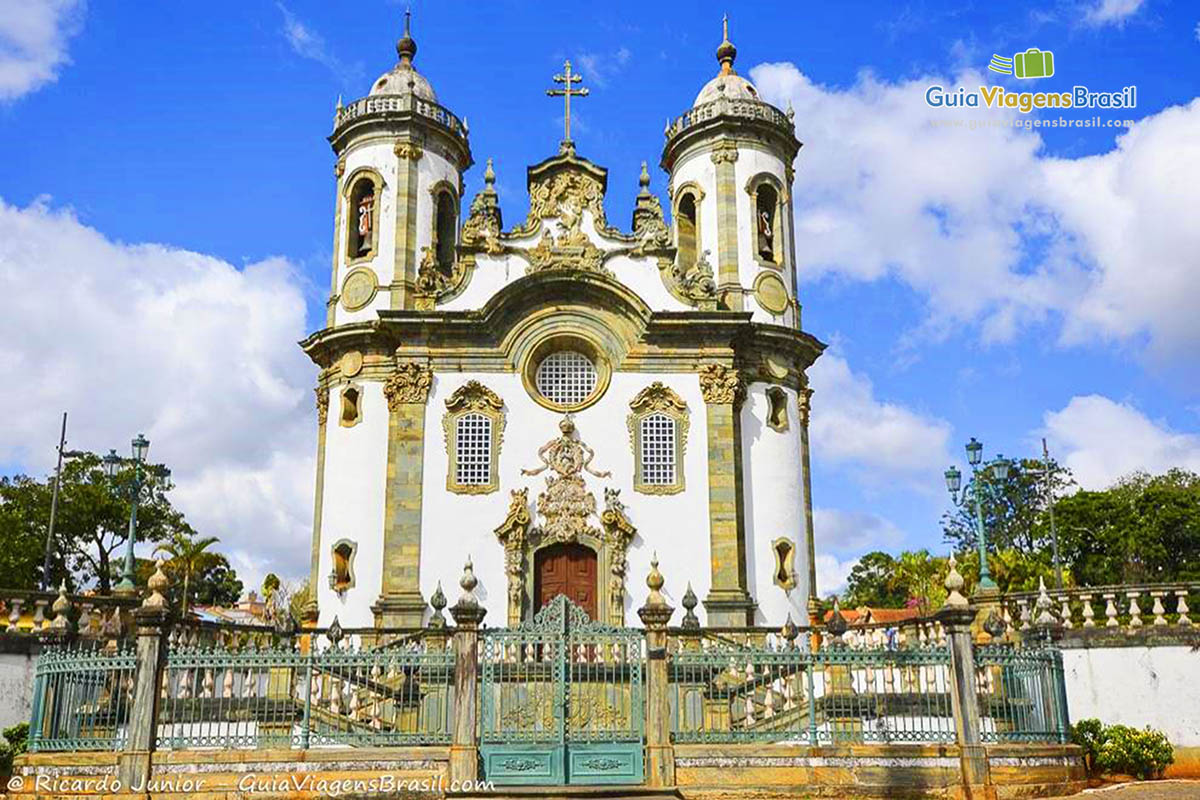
[455,413,492,485]
[640,413,676,485]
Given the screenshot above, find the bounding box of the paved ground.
[1061,781,1200,799]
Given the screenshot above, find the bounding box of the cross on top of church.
[546,60,589,152]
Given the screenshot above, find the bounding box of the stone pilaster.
[448,560,486,785]
[936,557,993,799]
[798,385,818,609]
[374,362,432,627]
[305,386,329,624]
[328,160,345,327]
[638,557,675,788]
[392,141,423,309]
[710,141,743,311]
[698,364,754,625]
[117,563,170,793]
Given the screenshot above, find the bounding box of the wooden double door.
[535,543,597,620]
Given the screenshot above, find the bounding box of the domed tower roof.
[369,10,437,102]
[693,15,760,106]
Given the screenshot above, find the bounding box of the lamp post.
[107,434,169,596]
[944,437,1011,595]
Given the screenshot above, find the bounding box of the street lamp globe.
[965,437,983,466]
[132,434,150,463]
[102,450,121,478]
[992,456,1011,481]
[944,465,962,494]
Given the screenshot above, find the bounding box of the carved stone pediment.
[524,229,609,277]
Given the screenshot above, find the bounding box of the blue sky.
[1,0,1197,592]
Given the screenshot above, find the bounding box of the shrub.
[1096,724,1174,780]
[0,722,29,778]
[1070,718,1105,776]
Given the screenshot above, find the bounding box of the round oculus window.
[535,351,598,407]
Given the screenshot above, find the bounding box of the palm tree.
[155,533,221,615]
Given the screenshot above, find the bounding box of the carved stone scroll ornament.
[601,488,637,623]
[698,363,744,406]
[383,362,432,409]
[493,488,531,625]
[521,416,610,546]
[414,247,470,309]
[315,387,329,426]
[524,229,609,277]
[524,169,608,233]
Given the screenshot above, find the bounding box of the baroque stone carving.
[601,488,637,624]
[710,141,740,164]
[698,363,744,406]
[521,416,610,546]
[493,488,531,625]
[314,387,329,426]
[526,168,608,231]
[383,362,432,409]
[798,386,813,427]
[460,158,504,255]
[677,249,717,303]
[524,228,609,276]
[393,141,424,161]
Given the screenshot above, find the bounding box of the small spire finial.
[716,14,737,75]
[484,158,496,187]
[396,8,417,65]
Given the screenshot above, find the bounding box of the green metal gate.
[480,596,644,785]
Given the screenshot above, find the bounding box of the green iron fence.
[670,635,957,744]
[975,644,1069,744]
[155,635,454,750]
[28,644,137,752]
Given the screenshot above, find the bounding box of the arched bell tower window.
[344,169,383,264]
[746,174,784,268]
[431,182,459,276]
[755,184,779,264]
[674,186,703,270]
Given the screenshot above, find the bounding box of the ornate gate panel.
[480,596,644,785]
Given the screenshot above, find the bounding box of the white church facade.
[301,17,825,631]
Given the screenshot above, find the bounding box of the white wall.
[0,651,34,732]
[1062,646,1200,746]
[316,380,391,628]
[418,371,713,627]
[741,383,809,626]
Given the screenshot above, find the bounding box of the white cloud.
[0,0,85,101]
[814,508,904,556]
[276,3,360,88]
[1042,395,1200,489]
[751,64,1200,371]
[0,198,315,592]
[807,353,952,482]
[575,46,631,89]
[814,553,857,597]
[1083,0,1145,26]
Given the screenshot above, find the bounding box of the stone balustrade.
[333,94,468,139]
[0,588,137,639]
[664,96,794,140]
[1001,581,1196,634]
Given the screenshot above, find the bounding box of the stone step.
[449,788,683,800]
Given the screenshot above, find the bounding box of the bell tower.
[661,17,801,326]
[327,12,473,324]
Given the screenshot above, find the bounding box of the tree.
[844,551,907,608]
[943,457,1074,555]
[1053,469,1199,585]
[155,534,222,615]
[0,453,191,592]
